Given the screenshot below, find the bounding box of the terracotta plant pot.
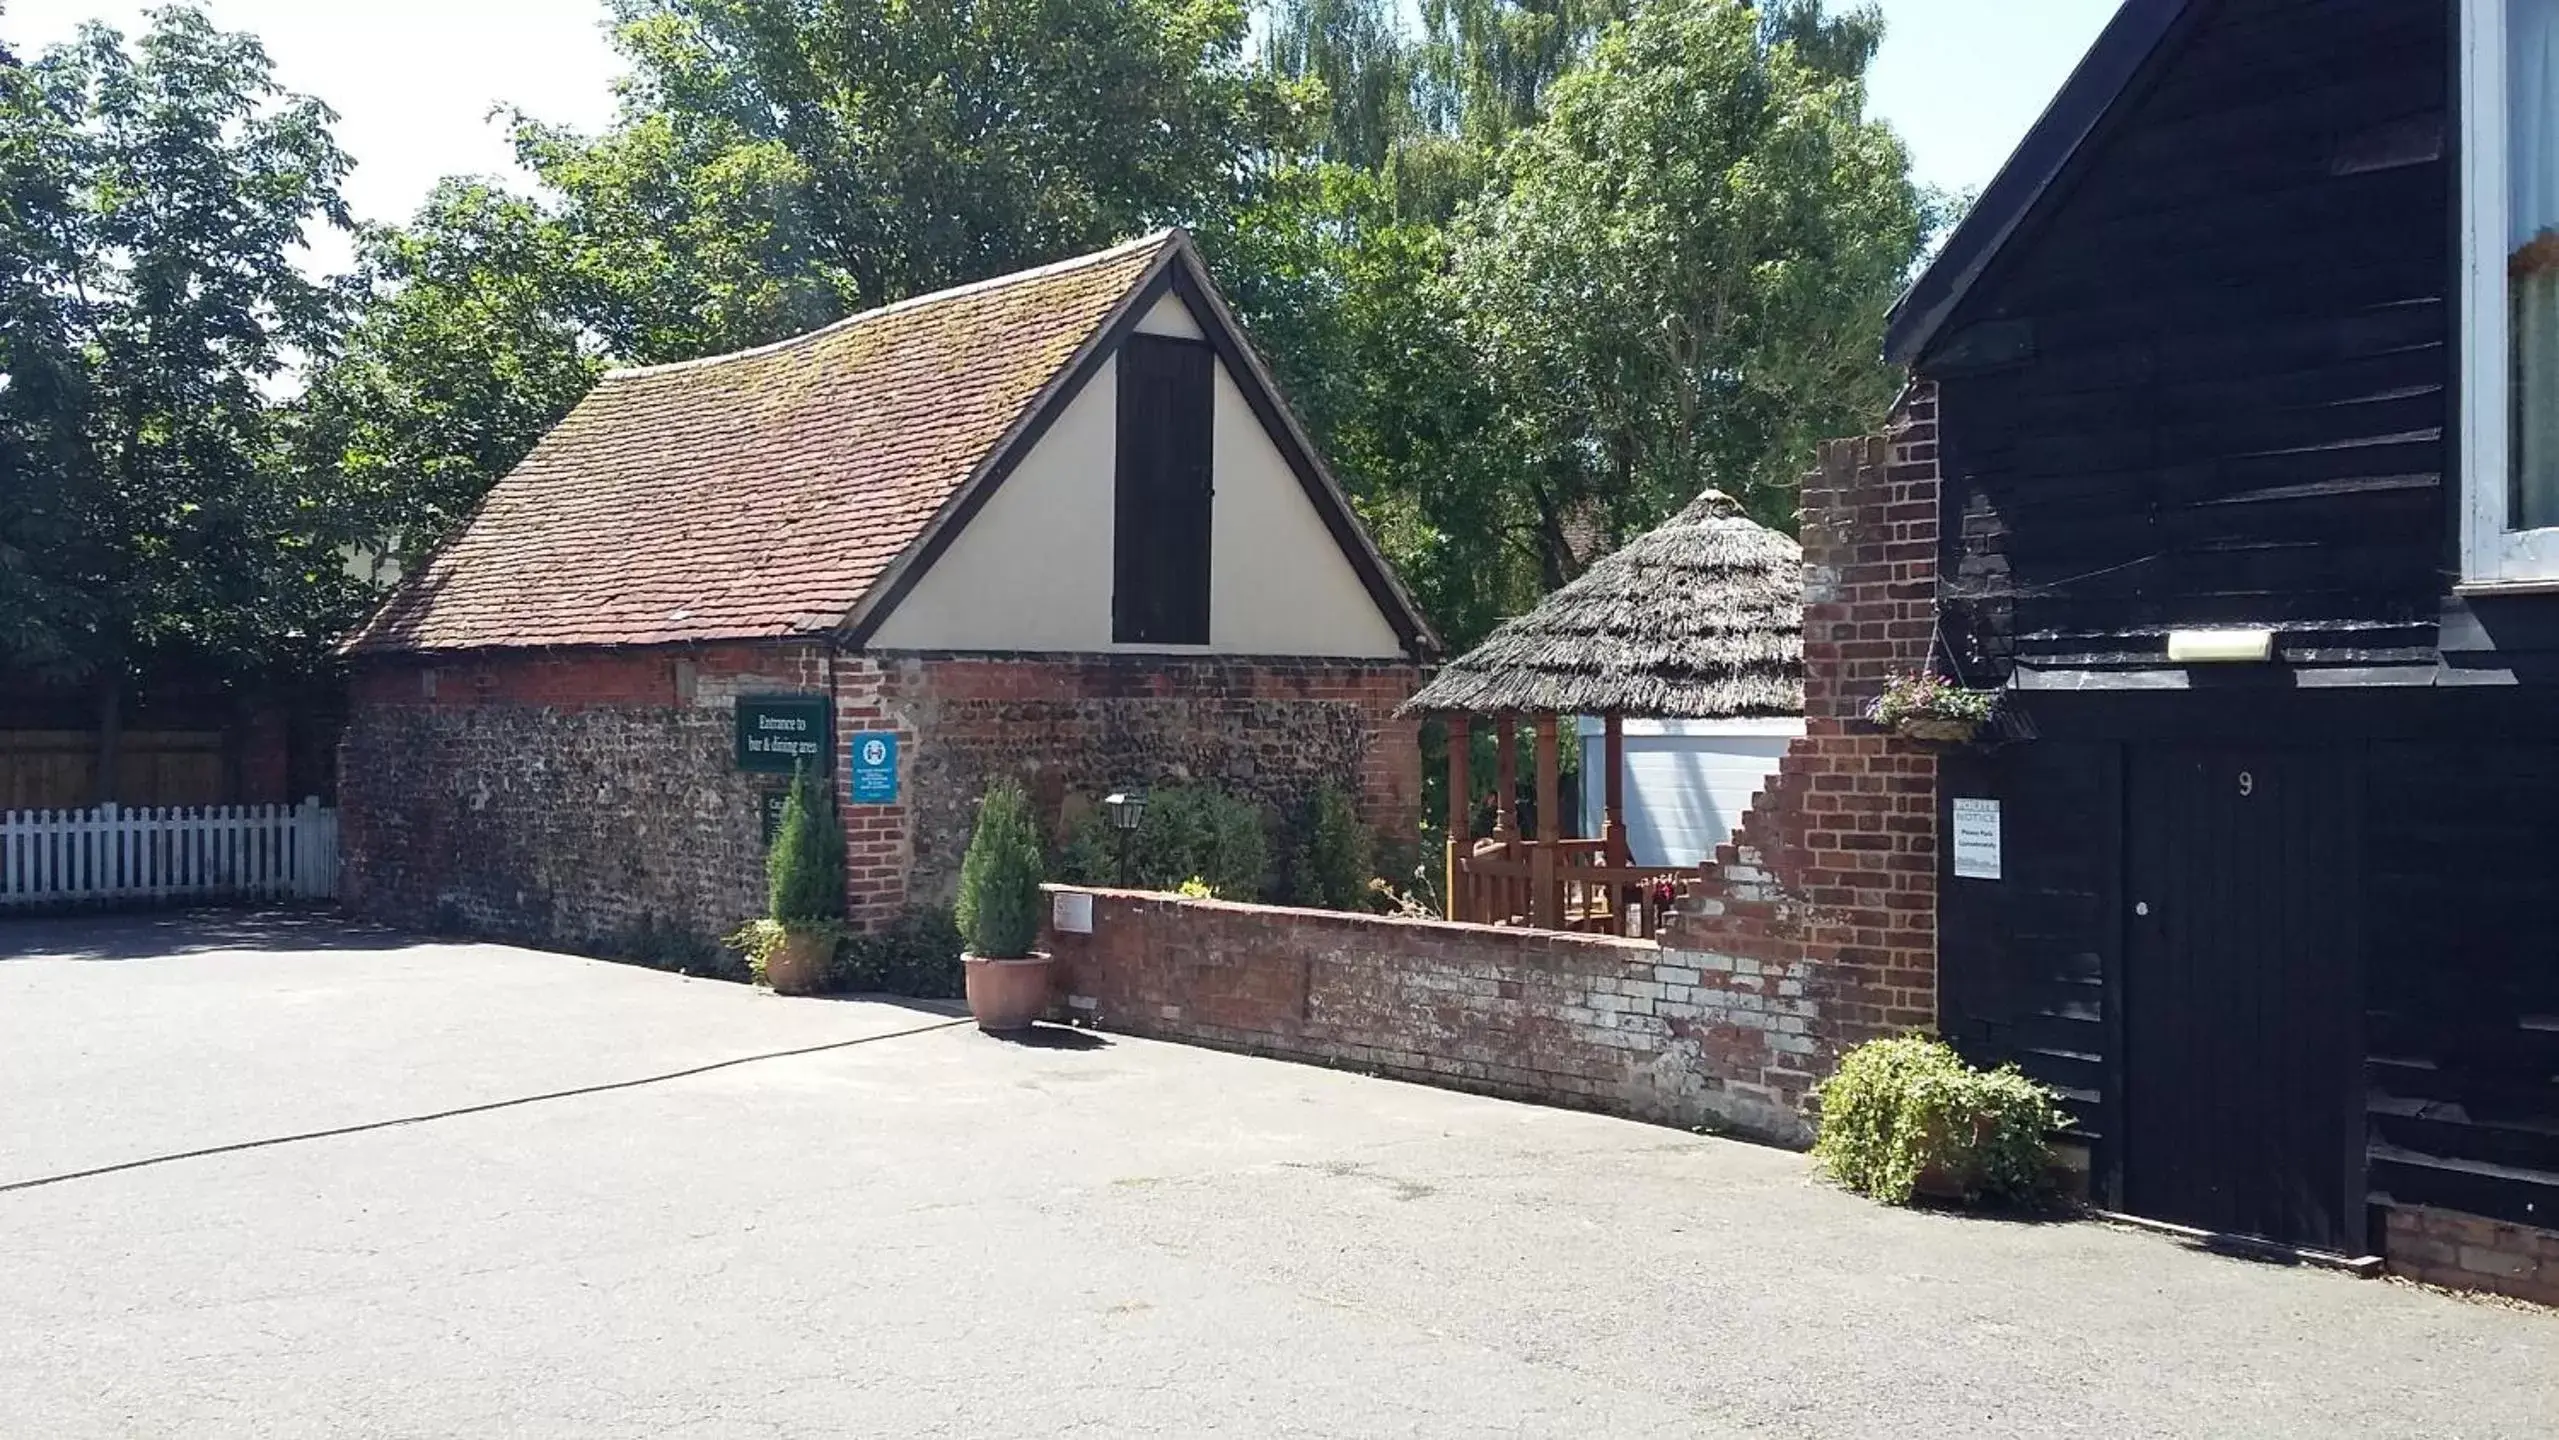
[1912,1113,1996,1201]
[764,929,831,996]
[963,953,1054,1033]
[1895,716,1980,745]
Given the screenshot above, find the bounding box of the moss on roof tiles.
[344,232,1176,655]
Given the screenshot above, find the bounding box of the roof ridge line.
[600,229,1184,381]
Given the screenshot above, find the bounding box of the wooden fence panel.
[0,731,231,810]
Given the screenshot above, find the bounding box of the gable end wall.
[867,301,1410,658]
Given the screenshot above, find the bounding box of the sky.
[0,0,2123,275]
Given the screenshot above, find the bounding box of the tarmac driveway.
[3,913,2554,1439]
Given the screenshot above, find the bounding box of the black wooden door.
[1113,334,1214,645]
[2123,746,2362,1253]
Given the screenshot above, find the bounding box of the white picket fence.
[0,799,340,908]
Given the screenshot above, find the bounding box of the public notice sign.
[736,694,831,774]
[1951,797,2002,881]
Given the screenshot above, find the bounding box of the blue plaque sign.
[849,731,900,804]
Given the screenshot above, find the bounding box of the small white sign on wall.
[1052,890,1095,935]
[1951,798,2002,881]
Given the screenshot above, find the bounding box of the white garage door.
[1578,717,1802,869]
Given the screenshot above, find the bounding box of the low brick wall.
[1045,887,1826,1143]
[2383,1205,2559,1307]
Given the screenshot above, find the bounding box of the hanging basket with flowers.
[1864,671,2002,746]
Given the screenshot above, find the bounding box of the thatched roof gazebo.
[1402,491,1803,933]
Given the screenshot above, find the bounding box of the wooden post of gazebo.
[1491,712,1518,841]
[1443,715,1471,920]
[1532,714,1561,928]
[1602,712,1628,865]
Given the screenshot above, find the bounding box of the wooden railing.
[1449,837,1692,938]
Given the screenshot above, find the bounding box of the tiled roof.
[345,232,1179,654]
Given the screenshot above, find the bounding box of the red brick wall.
[1045,888,1823,1139]
[2384,1205,2559,1308]
[830,655,912,932]
[846,652,1422,929]
[343,645,829,711]
[1653,392,1944,1118]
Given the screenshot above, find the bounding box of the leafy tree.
[1444,0,1932,572]
[1223,0,1929,639]
[0,35,97,680]
[1257,0,1415,173]
[514,0,1299,362]
[295,182,601,575]
[0,8,356,768]
[1413,0,1631,146]
[1755,0,1886,80]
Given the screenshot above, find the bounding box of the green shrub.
[1052,784,1272,899]
[831,907,964,998]
[626,912,741,981]
[723,918,788,985]
[767,764,845,927]
[1287,784,1374,911]
[1130,785,1270,900]
[1811,1036,2068,1206]
[957,778,1045,958]
[1049,808,1114,887]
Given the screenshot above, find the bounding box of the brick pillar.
[832,655,913,933]
[1661,385,1943,1124]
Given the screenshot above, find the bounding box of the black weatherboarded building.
[1898,0,2559,1287]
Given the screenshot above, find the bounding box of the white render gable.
[866,291,1410,658]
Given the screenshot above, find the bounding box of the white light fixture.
[2166,629,2276,664]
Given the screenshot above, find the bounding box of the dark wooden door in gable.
[2123,745,2363,1254]
[1114,334,1214,645]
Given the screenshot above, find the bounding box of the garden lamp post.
[1103,789,1147,887]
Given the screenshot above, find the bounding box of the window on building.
[1113,334,1215,644]
[2463,0,2559,584]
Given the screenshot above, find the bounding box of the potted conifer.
[957,778,1052,1032]
[727,764,843,996]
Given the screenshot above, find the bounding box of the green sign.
[736,694,830,774]
[760,791,790,846]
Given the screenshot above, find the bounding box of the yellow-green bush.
[1811,1037,2068,1206]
